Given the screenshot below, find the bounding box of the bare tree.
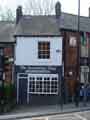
[24,0,56,15]
[0,7,15,21]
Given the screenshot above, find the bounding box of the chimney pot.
[55,1,61,19]
[16,6,23,24]
[89,7,90,18]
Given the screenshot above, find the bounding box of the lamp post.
[75,0,80,107]
[78,0,80,32]
[77,0,80,82]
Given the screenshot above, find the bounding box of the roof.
[60,13,90,32]
[0,21,15,43]
[0,12,90,42]
[15,15,60,36]
[15,13,90,36]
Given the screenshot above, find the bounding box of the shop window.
[38,42,50,59]
[28,74,58,94]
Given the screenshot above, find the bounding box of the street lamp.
[75,0,80,107]
[78,0,80,32]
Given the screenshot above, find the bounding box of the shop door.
[17,73,28,104]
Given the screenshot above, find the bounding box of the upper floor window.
[38,41,50,59]
[69,36,77,47]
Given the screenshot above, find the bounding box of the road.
[20,111,90,120]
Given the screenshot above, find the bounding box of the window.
[28,74,58,94]
[69,36,77,47]
[38,42,50,59]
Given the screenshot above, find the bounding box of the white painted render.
[15,37,62,66]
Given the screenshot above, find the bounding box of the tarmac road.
[21,111,90,120]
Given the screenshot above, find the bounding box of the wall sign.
[15,65,62,74]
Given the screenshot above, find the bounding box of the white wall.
[15,37,62,66]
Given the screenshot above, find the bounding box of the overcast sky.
[0,0,90,16]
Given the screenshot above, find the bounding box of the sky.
[0,0,90,16]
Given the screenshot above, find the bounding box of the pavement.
[29,111,90,120]
[1,102,90,120]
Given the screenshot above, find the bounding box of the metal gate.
[17,73,28,104]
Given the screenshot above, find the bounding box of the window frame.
[38,41,50,59]
[28,74,58,95]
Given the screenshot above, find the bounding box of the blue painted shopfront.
[15,66,62,104]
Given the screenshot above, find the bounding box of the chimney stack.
[55,1,61,19]
[89,7,90,18]
[16,6,23,24]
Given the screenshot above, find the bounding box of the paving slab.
[1,103,90,120]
